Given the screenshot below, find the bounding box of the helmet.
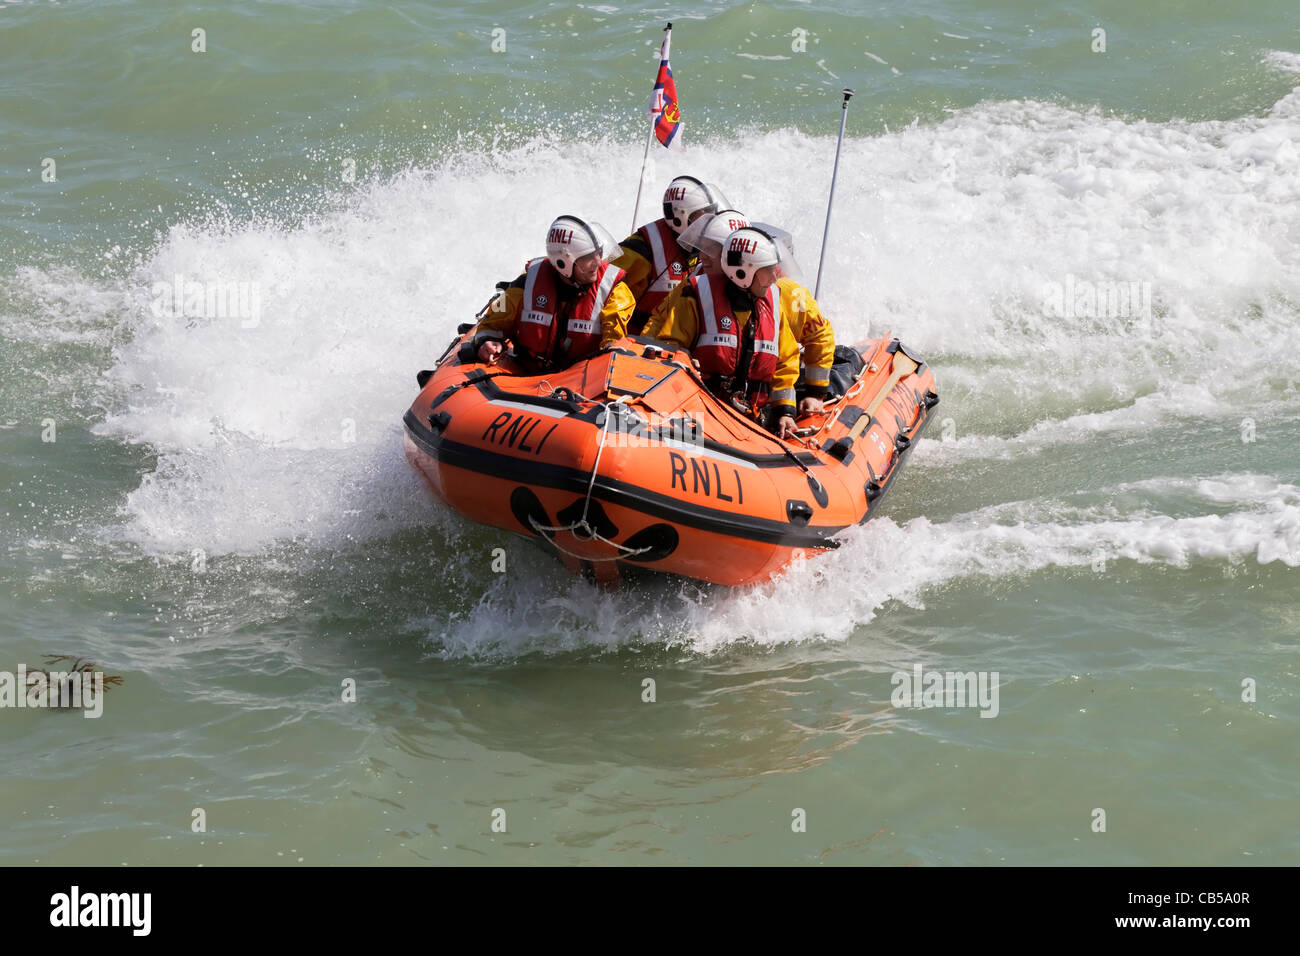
[661,176,727,234]
[677,209,750,255]
[721,227,781,290]
[746,221,806,285]
[545,215,622,280]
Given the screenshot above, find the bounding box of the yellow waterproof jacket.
[610,236,655,303]
[776,277,836,393]
[611,220,696,328]
[644,278,803,412]
[473,268,635,364]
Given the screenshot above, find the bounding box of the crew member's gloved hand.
[768,407,797,439]
[798,395,826,415]
[798,385,828,415]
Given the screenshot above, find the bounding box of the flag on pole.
[649,24,683,151]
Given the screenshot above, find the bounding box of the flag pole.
[814,88,854,299]
[630,116,656,233]
[631,22,672,233]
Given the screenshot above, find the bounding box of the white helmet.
[747,221,806,285]
[677,209,750,255]
[721,227,781,290]
[661,176,727,235]
[545,215,622,280]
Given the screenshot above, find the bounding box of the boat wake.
[419,472,1300,657]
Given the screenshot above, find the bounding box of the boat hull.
[403,334,937,586]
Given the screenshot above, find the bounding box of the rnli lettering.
[546,227,573,246]
[669,452,686,489]
[481,411,560,455]
[691,458,709,495]
[502,415,533,448]
[668,452,744,504]
[666,187,686,201]
[728,236,757,255]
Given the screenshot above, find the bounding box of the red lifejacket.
[689,273,780,383]
[634,219,691,318]
[517,258,626,364]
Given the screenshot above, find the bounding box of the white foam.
[4,264,136,346]
[913,384,1300,467]
[429,473,1300,657]
[1265,51,1300,74]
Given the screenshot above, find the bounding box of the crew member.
[471,215,634,370]
[645,226,806,439]
[612,176,727,334]
[675,212,837,414]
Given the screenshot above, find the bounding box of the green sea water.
[2,0,1298,866]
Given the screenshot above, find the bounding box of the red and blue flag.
[649,26,683,151]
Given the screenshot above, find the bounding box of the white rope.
[529,516,652,561]
[528,396,653,561]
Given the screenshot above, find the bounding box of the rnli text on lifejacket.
[668,452,744,503]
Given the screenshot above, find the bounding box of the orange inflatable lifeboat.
[402,329,938,586]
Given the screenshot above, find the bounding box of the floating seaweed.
[26,655,123,708]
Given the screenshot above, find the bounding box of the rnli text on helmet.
[729,236,758,255]
[547,227,573,245]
